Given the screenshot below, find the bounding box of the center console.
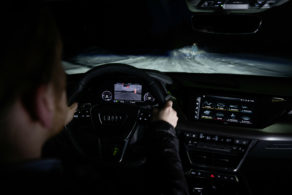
[181,93,260,194]
[180,130,256,195]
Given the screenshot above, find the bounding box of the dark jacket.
[147,121,190,195]
[0,121,189,195]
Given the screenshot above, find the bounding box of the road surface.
[63,44,292,77]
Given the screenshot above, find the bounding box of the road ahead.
[63,45,292,77]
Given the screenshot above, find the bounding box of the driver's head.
[0,2,69,156]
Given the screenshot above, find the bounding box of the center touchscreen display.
[114,83,142,101]
[194,95,256,125]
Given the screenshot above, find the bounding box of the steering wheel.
[66,63,171,167]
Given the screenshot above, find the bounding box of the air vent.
[188,150,242,170]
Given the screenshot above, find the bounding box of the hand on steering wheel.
[153,100,178,128]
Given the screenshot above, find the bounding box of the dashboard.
[66,70,292,195]
[67,71,292,137]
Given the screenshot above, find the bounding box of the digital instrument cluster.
[193,95,256,126]
[100,82,155,104]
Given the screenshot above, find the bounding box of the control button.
[241,105,253,114]
[206,135,212,141]
[197,171,203,177]
[216,0,224,5]
[225,137,233,143]
[199,133,205,140]
[234,139,249,145]
[203,101,213,109]
[238,147,245,153]
[188,140,193,145]
[215,112,225,120]
[219,137,225,142]
[192,187,203,195]
[234,139,241,145]
[188,169,207,178]
[74,111,81,118]
[230,175,237,182]
[73,103,92,119]
[203,110,212,115]
[216,103,226,110]
[212,135,219,142]
[192,133,197,139]
[190,170,197,176]
[229,105,239,112]
[256,0,265,5]
[241,116,251,121]
[230,113,237,119]
[138,111,152,121]
[242,140,249,145]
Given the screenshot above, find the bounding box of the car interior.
[43,0,292,194]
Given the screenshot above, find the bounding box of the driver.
[0,2,189,195]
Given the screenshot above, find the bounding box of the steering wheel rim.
[66,63,169,167]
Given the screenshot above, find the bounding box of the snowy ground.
[63,44,292,77]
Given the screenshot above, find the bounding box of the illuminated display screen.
[194,95,256,125]
[114,83,142,101]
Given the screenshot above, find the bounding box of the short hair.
[0,2,60,119]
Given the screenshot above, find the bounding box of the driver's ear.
[33,84,55,129]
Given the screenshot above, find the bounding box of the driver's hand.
[65,102,78,126]
[153,101,178,128]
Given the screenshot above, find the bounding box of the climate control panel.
[182,131,252,171]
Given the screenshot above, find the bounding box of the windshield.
[63,44,292,77]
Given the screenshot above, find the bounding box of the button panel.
[73,103,92,119]
[137,110,152,122]
[187,169,239,183]
[182,131,251,171]
[184,131,250,154]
